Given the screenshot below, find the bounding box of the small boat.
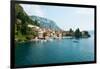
[48,38,53,41]
[73,40,79,43]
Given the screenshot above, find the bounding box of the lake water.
[15,31,94,67]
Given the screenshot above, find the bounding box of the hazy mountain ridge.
[16,4,61,31]
[30,16,61,31]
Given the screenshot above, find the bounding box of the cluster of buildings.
[28,24,62,40]
[27,24,90,41]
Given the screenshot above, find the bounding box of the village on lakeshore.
[27,24,90,41]
[15,23,90,42]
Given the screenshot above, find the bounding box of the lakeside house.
[81,31,90,38]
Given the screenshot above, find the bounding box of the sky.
[20,4,94,31]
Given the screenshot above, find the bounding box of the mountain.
[15,4,41,35]
[15,4,61,32]
[30,16,61,31]
[15,4,40,26]
[15,4,40,42]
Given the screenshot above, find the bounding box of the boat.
[73,41,79,43]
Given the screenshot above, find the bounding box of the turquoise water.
[15,32,94,67]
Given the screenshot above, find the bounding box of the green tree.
[34,20,40,26]
[74,28,82,38]
[69,28,74,36]
[69,28,73,33]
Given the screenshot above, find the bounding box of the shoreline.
[15,36,90,44]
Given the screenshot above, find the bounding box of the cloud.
[20,4,45,17]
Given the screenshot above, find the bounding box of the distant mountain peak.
[30,15,61,31]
